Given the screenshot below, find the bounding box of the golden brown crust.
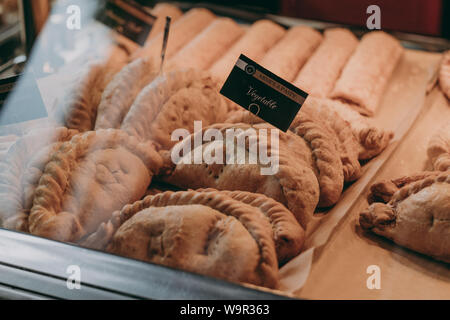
[195,188,304,264]
[225,98,365,183]
[95,57,158,130]
[167,18,244,71]
[224,111,347,206]
[293,28,358,97]
[356,126,394,160]
[28,129,162,242]
[390,172,450,205]
[297,98,362,182]
[303,97,393,162]
[121,69,228,150]
[82,190,279,288]
[331,31,403,116]
[110,206,266,287]
[0,127,78,231]
[59,46,129,132]
[160,123,319,230]
[360,171,450,263]
[209,19,286,84]
[367,171,441,204]
[131,8,216,63]
[145,3,183,44]
[290,110,344,206]
[260,25,322,82]
[427,122,450,171]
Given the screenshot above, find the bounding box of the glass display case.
[0,0,449,300]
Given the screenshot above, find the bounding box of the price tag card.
[220,54,308,132]
[96,0,156,46]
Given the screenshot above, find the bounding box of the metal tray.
[0,228,289,299]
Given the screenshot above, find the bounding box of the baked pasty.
[144,3,183,44]
[331,31,403,116]
[95,57,159,130]
[289,111,345,206]
[225,97,393,164]
[297,98,362,182]
[209,20,286,85]
[360,171,450,263]
[82,190,279,288]
[304,97,394,161]
[57,45,129,132]
[225,98,362,183]
[121,69,228,150]
[196,189,304,263]
[260,25,322,82]
[167,18,244,71]
[0,127,78,231]
[427,122,450,171]
[293,28,358,98]
[223,113,345,206]
[367,171,441,204]
[131,8,215,63]
[28,129,163,242]
[160,123,319,229]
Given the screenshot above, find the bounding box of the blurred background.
[160,0,450,36]
[0,0,449,79]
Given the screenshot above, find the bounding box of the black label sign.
[220,54,308,132]
[0,74,48,126]
[96,0,156,46]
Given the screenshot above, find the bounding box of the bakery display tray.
[0,1,447,300]
[0,228,290,299]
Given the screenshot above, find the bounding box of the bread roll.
[330,31,403,116]
[294,28,358,97]
[167,17,244,71]
[145,3,183,43]
[261,25,322,82]
[209,20,286,84]
[131,8,215,64]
